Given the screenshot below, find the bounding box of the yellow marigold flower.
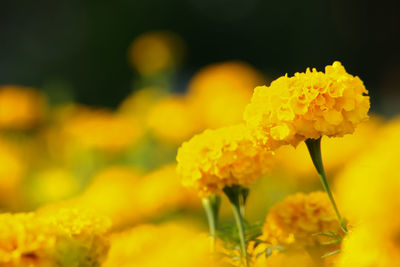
[244,62,370,147]
[0,209,110,267]
[128,31,185,75]
[103,222,226,267]
[0,85,46,130]
[147,95,202,144]
[61,105,143,152]
[187,61,264,128]
[262,191,341,248]
[176,124,274,196]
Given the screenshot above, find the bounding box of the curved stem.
[202,195,221,252]
[224,185,249,267]
[305,137,347,233]
[231,201,248,267]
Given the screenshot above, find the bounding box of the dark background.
[1,0,399,114]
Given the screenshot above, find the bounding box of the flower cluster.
[244,62,370,147]
[176,124,274,196]
[0,53,379,267]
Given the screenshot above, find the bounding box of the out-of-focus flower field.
[0,31,398,267]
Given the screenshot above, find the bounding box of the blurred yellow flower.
[70,166,142,230]
[244,62,370,148]
[147,95,202,144]
[25,167,82,209]
[336,222,400,267]
[118,87,167,122]
[61,105,143,152]
[334,118,400,266]
[187,61,264,128]
[0,209,110,267]
[0,139,25,209]
[40,165,199,231]
[0,85,46,130]
[176,124,274,196]
[262,191,341,248]
[104,222,225,267]
[138,164,200,215]
[128,31,185,75]
[335,117,400,224]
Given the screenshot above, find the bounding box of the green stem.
[224,185,249,267]
[202,195,221,252]
[239,187,249,217]
[305,137,347,233]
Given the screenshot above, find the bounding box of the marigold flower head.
[244,62,370,147]
[262,191,341,248]
[176,124,274,196]
[0,85,47,130]
[0,209,110,267]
